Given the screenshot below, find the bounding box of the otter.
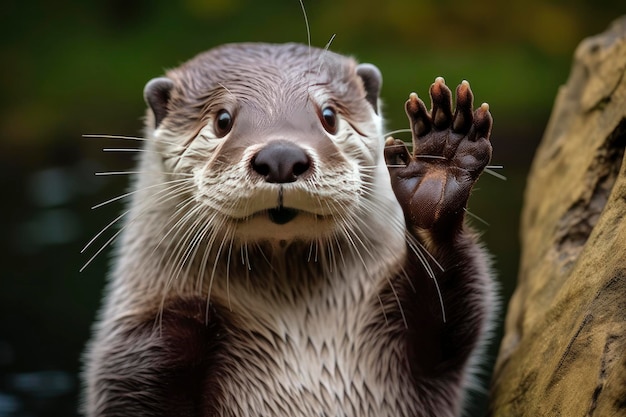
[82,42,496,417]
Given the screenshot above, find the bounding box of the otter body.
[83,43,496,417]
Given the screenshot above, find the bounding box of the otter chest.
[211,300,420,417]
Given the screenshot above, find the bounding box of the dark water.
[0,137,129,416]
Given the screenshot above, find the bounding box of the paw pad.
[384,78,493,232]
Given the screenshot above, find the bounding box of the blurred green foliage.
[0,0,620,148]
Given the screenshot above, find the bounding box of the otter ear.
[356,63,382,114]
[144,77,175,128]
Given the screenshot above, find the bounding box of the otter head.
[142,43,391,246]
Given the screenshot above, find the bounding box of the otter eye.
[321,106,338,134]
[215,110,233,137]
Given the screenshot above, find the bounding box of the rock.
[489,16,626,416]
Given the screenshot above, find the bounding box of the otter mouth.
[268,207,299,225]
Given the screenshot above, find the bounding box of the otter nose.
[252,141,311,183]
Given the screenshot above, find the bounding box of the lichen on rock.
[490,16,626,416]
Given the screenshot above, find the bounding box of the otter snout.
[251,141,311,183]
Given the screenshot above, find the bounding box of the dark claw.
[388,78,493,235]
[452,80,474,134]
[473,103,493,141]
[429,77,453,130]
[405,93,431,137]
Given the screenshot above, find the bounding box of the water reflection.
[15,164,104,253]
[0,370,75,416]
[1,152,114,417]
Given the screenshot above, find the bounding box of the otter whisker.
[101,148,150,153]
[217,82,234,96]
[317,34,337,75]
[100,148,202,160]
[187,218,223,295]
[253,241,272,269]
[240,239,247,266]
[384,270,409,329]
[298,0,312,90]
[200,218,231,322]
[160,203,228,308]
[355,183,441,326]
[403,233,447,323]
[324,237,334,274]
[377,293,389,326]
[91,177,191,209]
[155,206,201,328]
[298,0,311,50]
[94,170,193,177]
[81,181,194,271]
[383,128,412,137]
[196,207,235,304]
[225,227,236,311]
[199,254,213,316]
[484,168,507,180]
[381,143,411,149]
[323,34,336,52]
[243,241,252,271]
[404,237,436,280]
[80,222,124,273]
[144,193,199,276]
[352,208,396,264]
[406,233,444,274]
[190,218,214,294]
[464,208,490,226]
[157,204,207,328]
[84,133,201,154]
[334,214,370,275]
[417,155,446,160]
[82,183,188,272]
[332,232,347,270]
[307,240,316,263]
[83,134,148,141]
[172,208,211,286]
[157,200,205,277]
[384,152,493,167]
[208,222,234,312]
[80,209,129,254]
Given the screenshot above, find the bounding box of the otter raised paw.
[379,77,496,412]
[385,77,493,239]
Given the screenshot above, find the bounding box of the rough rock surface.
[489,16,626,416]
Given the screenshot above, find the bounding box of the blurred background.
[0,0,622,415]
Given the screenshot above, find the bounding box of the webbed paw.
[385,78,493,235]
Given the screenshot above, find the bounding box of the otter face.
[143,43,389,243]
